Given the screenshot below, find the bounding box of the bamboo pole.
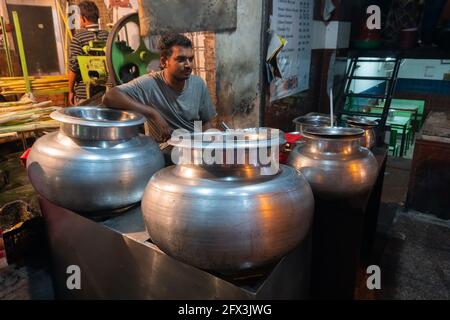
[0,106,60,117]
[0,132,18,139]
[56,0,72,41]
[55,0,72,74]
[0,113,39,124]
[1,16,14,77]
[0,76,68,80]
[0,99,33,107]
[0,120,60,134]
[0,75,68,95]
[12,12,31,93]
[0,101,52,113]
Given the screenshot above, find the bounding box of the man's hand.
[153,112,172,141]
[68,92,75,106]
[103,87,172,140]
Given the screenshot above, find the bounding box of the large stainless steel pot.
[27,107,165,213]
[288,127,378,199]
[346,116,378,149]
[141,128,314,273]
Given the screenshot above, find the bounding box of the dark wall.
[7,4,60,75]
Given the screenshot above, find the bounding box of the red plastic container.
[20,148,31,167]
[279,132,302,164]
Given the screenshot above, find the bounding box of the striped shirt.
[69,24,109,100]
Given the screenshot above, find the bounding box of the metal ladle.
[220,121,231,131]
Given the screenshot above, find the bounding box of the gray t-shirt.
[117,71,216,140]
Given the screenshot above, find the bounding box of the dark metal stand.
[310,146,388,299]
[38,147,387,300]
[39,198,311,300]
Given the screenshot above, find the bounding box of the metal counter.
[40,198,311,299]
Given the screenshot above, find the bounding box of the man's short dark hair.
[158,33,192,59]
[79,0,99,23]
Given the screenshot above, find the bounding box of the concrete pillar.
[214,0,265,128]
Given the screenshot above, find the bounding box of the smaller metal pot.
[293,115,331,134]
[346,116,378,149]
[288,126,378,199]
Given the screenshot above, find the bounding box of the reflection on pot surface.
[142,128,315,273]
[288,127,378,199]
[27,107,165,213]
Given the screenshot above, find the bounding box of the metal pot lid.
[346,116,378,127]
[169,127,286,149]
[51,106,145,127]
[292,115,331,125]
[303,126,364,138]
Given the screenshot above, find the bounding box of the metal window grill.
[186,32,208,81]
[185,31,217,105]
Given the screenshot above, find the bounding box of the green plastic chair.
[389,129,399,157]
[415,102,425,128]
[369,107,383,114]
[392,110,415,151]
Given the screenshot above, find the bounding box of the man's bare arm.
[103,87,152,117]
[102,87,172,139]
[68,70,77,106]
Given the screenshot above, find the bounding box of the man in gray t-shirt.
[103,33,216,142]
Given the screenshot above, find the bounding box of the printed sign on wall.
[270,0,313,102]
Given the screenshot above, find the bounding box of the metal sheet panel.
[40,198,310,299]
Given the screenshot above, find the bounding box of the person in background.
[68,0,109,105]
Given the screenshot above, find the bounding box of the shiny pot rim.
[168,127,286,150]
[303,126,364,139]
[292,115,332,126]
[346,116,379,128]
[52,107,146,141]
[51,106,145,128]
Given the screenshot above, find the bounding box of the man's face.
[162,45,194,81]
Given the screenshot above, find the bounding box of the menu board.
[270,0,313,102]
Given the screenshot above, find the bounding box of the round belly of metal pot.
[141,128,315,273]
[27,107,165,214]
[288,127,378,199]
